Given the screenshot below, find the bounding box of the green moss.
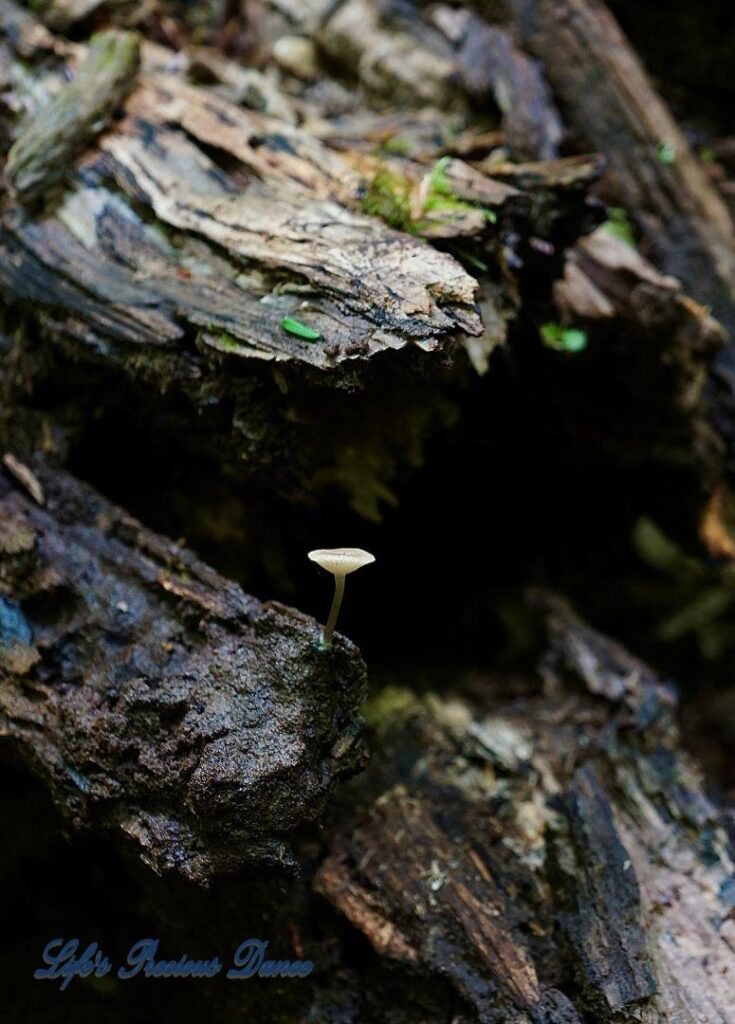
[380,136,413,157]
[217,332,241,351]
[360,157,497,237]
[656,141,677,165]
[87,30,141,75]
[421,156,497,224]
[359,168,414,232]
[363,686,422,731]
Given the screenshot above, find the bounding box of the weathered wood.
[443,11,563,160]
[6,28,140,202]
[1,3,733,1023]
[0,457,367,883]
[503,0,735,328]
[0,4,613,515]
[316,597,735,1023]
[0,10,483,371]
[297,0,563,162]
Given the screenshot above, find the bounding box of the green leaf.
[281,317,321,341]
[561,328,588,352]
[540,323,588,353]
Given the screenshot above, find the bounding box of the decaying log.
[0,456,367,883]
[434,8,563,161]
[503,0,735,328]
[554,226,724,349]
[264,0,562,164]
[0,3,484,370]
[0,2,608,515]
[1,3,734,1023]
[316,598,735,1023]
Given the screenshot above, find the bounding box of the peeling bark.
[0,3,611,516]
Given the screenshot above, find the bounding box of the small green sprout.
[656,142,676,165]
[308,548,375,648]
[540,323,588,353]
[421,157,498,224]
[427,155,453,196]
[282,317,321,341]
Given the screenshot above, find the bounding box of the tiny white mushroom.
[308,548,375,648]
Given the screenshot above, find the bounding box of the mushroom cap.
[308,548,376,575]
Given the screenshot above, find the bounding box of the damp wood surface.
[0,456,367,883]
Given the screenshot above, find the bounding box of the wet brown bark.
[0,456,367,883]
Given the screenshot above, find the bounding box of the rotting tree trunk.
[3,462,734,1023]
[1,2,734,1022]
[317,597,735,1023]
[0,0,725,520]
[0,456,367,883]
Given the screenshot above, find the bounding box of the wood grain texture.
[6,28,140,201]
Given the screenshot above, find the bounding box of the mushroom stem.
[308,548,374,648]
[322,573,346,647]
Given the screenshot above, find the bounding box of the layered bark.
[0,1,606,515]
